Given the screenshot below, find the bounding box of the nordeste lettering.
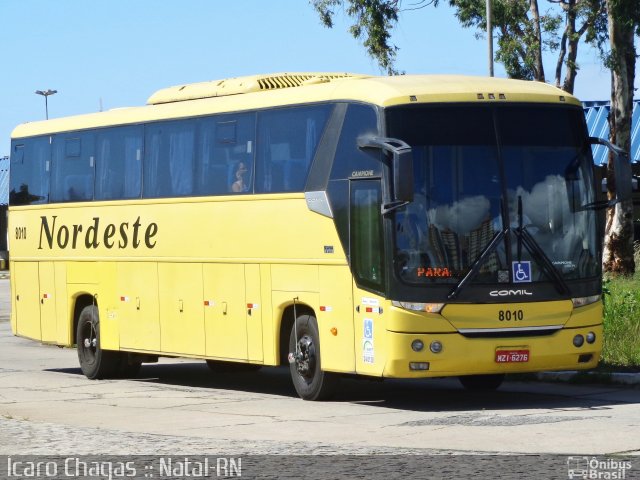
[38,216,158,250]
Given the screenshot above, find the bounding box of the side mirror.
[358,136,414,205]
[589,137,632,203]
[394,148,414,203]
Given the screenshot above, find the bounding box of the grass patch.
[600,242,640,370]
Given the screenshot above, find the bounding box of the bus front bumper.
[382,325,603,378]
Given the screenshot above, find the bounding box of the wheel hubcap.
[81,322,98,360]
[294,335,316,378]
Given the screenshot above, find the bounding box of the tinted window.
[256,105,332,193]
[351,180,384,291]
[10,137,50,206]
[51,133,95,202]
[95,125,143,200]
[144,120,196,198]
[195,114,255,195]
[330,104,380,180]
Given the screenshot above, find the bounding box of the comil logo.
[567,456,633,479]
[489,289,534,297]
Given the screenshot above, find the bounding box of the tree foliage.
[312,0,401,75]
[311,0,607,93]
[448,0,560,82]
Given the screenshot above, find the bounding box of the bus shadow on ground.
[46,362,636,413]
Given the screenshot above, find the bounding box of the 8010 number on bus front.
[498,310,524,321]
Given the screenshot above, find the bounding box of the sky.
[1,0,638,157]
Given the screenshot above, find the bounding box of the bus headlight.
[573,335,585,347]
[430,341,443,354]
[586,332,596,344]
[572,295,601,308]
[411,340,424,352]
[392,301,444,314]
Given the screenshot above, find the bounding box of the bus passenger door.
[203,264,248,360]
[117,262,160,352]
[350,179,386,376]
[13,262,41,340]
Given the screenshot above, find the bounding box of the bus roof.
[12,73,581,139]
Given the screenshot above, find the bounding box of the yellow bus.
[9,72,631,400]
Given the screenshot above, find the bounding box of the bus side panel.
[159,263,205,356]
[38,262,57,343]
[54,262,70,346]
[352,284,386,377]
[13,262,41,341]
[10,261,17,334]
[117,262,161,352]
[259,264,276,365]
[245,264,264,362]
[203,263,248,360]
[318,265,355,373]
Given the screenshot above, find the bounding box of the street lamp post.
[35,89,57,120]
[487,0,493,77]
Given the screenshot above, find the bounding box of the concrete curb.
[536,371,640,386]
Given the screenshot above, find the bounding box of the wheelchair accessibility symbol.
[512,261,532,283]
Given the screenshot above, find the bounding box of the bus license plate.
[495,349,529,363]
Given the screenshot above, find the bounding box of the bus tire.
[76,305,120,379]
[288,314,338,401]
[458,373,505,391]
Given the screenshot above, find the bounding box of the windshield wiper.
[448,228,507,300]
[448,196,570,300]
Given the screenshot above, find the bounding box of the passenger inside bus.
[231,161,249,192]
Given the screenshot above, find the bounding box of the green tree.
[312,0,401,75]
[549,0,606,92]
[311,0,604,94]
[601,0,639,275]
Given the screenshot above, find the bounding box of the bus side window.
[351,180,385,291]
[95,126,142,200]
[329,104,381,181]
[211,114,255,194]
[144,120,196,198]
[256,105,332,193]
[195,118,227,195]
[9,139,51,206]
[51,134,95,202]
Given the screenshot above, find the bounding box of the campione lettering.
[38,216,158,250]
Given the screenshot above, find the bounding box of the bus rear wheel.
[76,305,121,379]
[288,314,338,401]
[458,373,505,391]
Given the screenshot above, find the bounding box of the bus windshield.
[387,104,598,286]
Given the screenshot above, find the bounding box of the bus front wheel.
[288,314,338,401]
[76,305,121,379]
